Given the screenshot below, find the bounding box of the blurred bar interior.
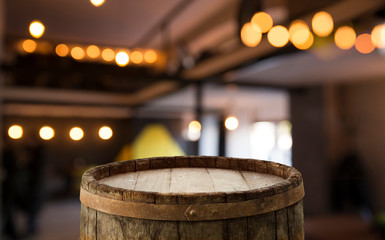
[1,0,385,239]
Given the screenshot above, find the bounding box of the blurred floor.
[4,199,384,240]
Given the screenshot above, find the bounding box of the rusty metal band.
[80,182,304,221]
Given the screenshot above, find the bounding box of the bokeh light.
[289,20,313,49]
[71,47,85,60]
[312,11,334,37]
[99,126,113,140]
[55,44,69,57]
[90,0,105,7]
[240,22,262,47]
[29,20,45,38]
[130,51,143,64]
[187,120,201,141]
[8,125,23,139]
[87,45,100,58]
[39,126,55,140]
[355,33,375,54]
[334,26,356,50]
[251,12,273,33]
[371,24,385,49]
[115,51,129,67]
[102,48,115,62]
[144,50,157,64]
[69,127,84,141]
[225,116,239,131]
[267,25,289,47]
[22,39,37,53]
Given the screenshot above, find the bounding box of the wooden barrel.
[80,156,305,240]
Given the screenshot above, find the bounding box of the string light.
[55,43,69,57]
[69,127,84,141]
[225,116,239,131]
[115,51,129,66]
[334,26,356,50]
[29,20,45,38]
[312,11,334,37]
[251,12,273,33]
[130,51,143,64]
[8,125,23,139]
[40,126,55,140]
[371,23,385,49]
[71,46,85,60]
[22,39,37,53]
[99,126,113,140]
[355,33,375,54]
[187,120,201,141]
[144,50,157,64]
[240,22,262,47]
[87,45,100,58]
[90,0,105,7]
[268,25,289,47]
[102,48,115,62]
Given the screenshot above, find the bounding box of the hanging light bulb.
[268,25,289,47]
[240,22,262,47]
[312,11,334,37]
[334,26,356,50]
[251,12,273,33]
[90,0,105,7]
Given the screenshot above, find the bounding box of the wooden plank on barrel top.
[134,168,171,193]
[170,168,214,193]
[99,171,138,190]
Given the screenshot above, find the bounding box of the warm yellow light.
[355,33,375,54]
[312,11,334,37]
[29,20,45,38]
[251,12,273,33]
[115,51,129,67]
[144,50,157,64]
[90,0,105,7]
[294,32,314,50]
[71,47,85,60]
[8,125,23,139]
[39,126,55,140]
[225,116,239,131]
[102,48,115,61]
[130,51,143,64]
[69,127,84,141]
[55,44,69,57]
[241,22,262,47]
[87,45,100,58]
[371,24,385,49]
[334,26,356,50]
[99,126,113,140]
[289,20,310,45]
[267,25,289,47]
[22,39,37,53]
[188,120,201,133]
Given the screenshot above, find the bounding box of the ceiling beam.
[181,0,385,80]
[1,80,180,106]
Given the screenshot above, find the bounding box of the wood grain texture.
[80,157,305,240]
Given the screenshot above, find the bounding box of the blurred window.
[250,120,292,166]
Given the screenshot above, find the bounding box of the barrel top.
[100,167,284,194]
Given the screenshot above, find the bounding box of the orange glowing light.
[8,125,23,139]
[101,48,115,62]
[90,0,105,7]
[251,12,273,33]
[334,26,356,50]
[87,45,100,58]
[22,39,37,53]
[144,50,157,64]
[71,47,85,60]
[130,51,143,64]
[267,25,289,47]
[55,44,69,57]
[240,22,262,47]
[312,11,334,37]
[355,33,375,54]
[371,24,385,49]
[69,127,84,141]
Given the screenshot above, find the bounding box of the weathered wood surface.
[100,168,283,193]
[80,156,305,240]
